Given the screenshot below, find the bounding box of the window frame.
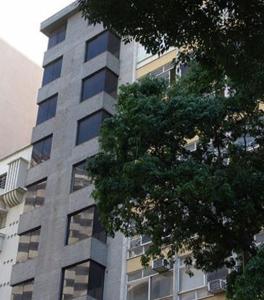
[42,56,63,86]
[31,135,53,167]
[65,205,107,246]
[48,23,67,49]
[75,109,112,146]
[36,94,58,125]
[11,278,34,300]
[80,68,118,102]
[24,178,47,212]
[60,259,105,300]
[0,173,7,189]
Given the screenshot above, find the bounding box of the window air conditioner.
[208,279,227,294]
[151,258,170,273]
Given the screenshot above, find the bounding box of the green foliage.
[78,0,264,92]
[227,246,264,299]
[87,63,264,272]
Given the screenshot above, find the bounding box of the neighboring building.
[10,2,136,300]
[0,39,42,160]
[0,146,33,300]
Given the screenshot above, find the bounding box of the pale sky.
[0,0,74,66]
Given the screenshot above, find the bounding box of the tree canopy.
[227,246,264,300]
[87,63,264,272]
[78,0,264,91]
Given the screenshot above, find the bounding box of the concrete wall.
[0,39,42,160]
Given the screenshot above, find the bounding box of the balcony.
[0,158,28,207]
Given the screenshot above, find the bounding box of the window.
[85,31,120,61]
[127,271,173,300]
[36,94,57,125]
[81,68,118,101]
[17,228,41,262]
[31,135,52,167]
[150,272,173,300]
[179,258,206,292]
[12,279,34,300]
[48,24,66,49]
[67,206,106,245]
[61,260,105,300]
[0,173,7,189]
[128,235,152,259]
[71,160,90,192]
[24,179,47,213]
[42,57,62,86]
[76,110,111,145]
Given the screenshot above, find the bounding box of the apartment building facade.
[10,2,136,300]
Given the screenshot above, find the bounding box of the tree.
[87,63,264,272]
[78,0,264,93]
[226,246,264,300]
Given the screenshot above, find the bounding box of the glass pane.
[31,136,52,167]
[24,179,47,212]
[17,229,40,262]
[81,69,106,101]
[85,31,108,61]
[71,160,90,192]
[127,270,143,282]
[88,261,105,300]
[36,94,57,125]
[150,271,173,300]
[108,32,120,58]
[12,280,34,300]
[128,279,149,300]
[92,207,107,243]
[179,267,205,292]
[76,111,111,145]
[42,57,62,86]
[48,24,66,49]
[104,69,118,98]
[67,207,94,245]
[62,261,90,299]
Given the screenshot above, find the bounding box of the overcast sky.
[0,0,74,66]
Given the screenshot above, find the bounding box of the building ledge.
[0,187,26,207]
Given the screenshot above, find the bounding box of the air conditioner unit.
[208,279,227,294]
[152,258,170,273]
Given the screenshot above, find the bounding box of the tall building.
[0,39,42,160]
[10,2,226,300]
[10,2,136,300]
[0,40,41,300]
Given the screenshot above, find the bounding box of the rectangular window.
[150,272,173,300]
[85,31,120,61]
[81,68,118,101]
[36,94,57,125]
[61,260,105,300]
[127,278,149,300]
[17,228,41,263]
[31,135,52,167]
[67,206,106,245]
[71,160,90,192]
[12,279,34,300]
[48,24,66,49]
[0,173,7,189]
[24,179,47,213]
[76,110,111,145]
[42,57,63,86]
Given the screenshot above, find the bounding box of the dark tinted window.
[61,260,105,300]
[17,228,41,262]
[81,68,118,101]
[85,31,120,61]
[42,57,62,86]
[12,280,34,300]
[71,160,90,192]
[76,110,111,145]
[67,206,106,245]
[36,94,57,125]
[31,135,52,167]
[48,24,66,49]
[24,179,47,212]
